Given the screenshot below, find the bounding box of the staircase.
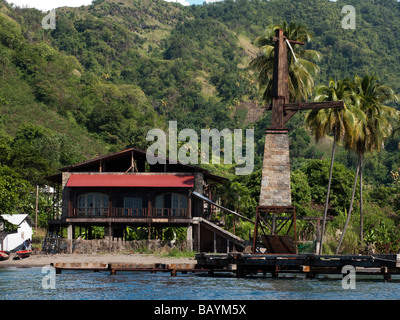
[192,217,246,253]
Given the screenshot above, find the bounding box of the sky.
[6,0,222,11]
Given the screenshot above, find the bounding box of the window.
[78,193,109,216]
[154,193,188,217]
[124,197,143,216]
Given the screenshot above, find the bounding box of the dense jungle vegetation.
[1,0,400,253]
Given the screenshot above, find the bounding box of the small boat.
[0,250,10,261]
[14,249,32,260]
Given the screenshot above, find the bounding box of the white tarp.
[1,214,33,251]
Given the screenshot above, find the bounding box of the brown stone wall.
[56,239,192,254]
[259,129,292,206]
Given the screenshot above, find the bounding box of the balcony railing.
[76,207,109,217]
[72,207,187,218]
[152,208,187,217]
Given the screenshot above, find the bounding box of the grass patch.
[158,247,196,258]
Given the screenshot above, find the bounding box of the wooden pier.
[195,253,400,281]
[50,253,400,281]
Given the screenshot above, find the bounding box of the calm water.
[1,267,400,300]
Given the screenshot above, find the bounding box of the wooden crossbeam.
[272,36,305,46]
[284,101,344,111]
[266,100,344,126]
[265,101,344,111]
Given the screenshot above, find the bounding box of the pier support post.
[381,267,391,281]
[305,272,315,279]
[171,267,177,277]
[271,266,279,278]
[236,266,245,278]
[383,273,392,281]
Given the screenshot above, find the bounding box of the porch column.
[105,223,113,241]
[67,224,74,240]
[148,223,152,240]
[67,224,74,254]
[148,200,152,217]
[187,225,193,251]
[109,223,112,252]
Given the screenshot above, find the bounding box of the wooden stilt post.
[252,209,259,254]
[108,222,112,253]
[198,223,201,252]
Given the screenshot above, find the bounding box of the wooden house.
[0,214,33,251]
[45,147,245,252]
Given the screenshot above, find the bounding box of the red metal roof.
[66,174,194,188]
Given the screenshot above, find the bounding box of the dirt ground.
[0,252,196,268]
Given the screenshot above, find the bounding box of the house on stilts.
[45,147,246,253]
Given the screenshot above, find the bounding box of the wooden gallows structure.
[253,28,343,254]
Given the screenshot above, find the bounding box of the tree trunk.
[319,127,337,255]
[335,155,360,254]
[360,154,363,244]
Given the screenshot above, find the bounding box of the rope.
[286,39,298,63]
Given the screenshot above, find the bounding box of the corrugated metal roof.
[45,147,227,184]
[66,174,195,188]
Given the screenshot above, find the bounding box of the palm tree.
[335,75,398,253]
[250,21,321,103]
[353,75,398,243]
[306,79,355,254]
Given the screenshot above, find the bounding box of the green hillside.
[2,0,400,147]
